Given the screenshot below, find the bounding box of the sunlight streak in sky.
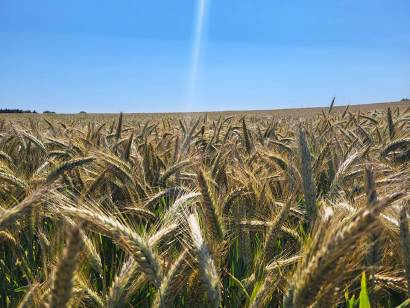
[185,0,209,110]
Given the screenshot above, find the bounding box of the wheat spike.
[364,165,381,299]
[387,107,395,140]
[187,211,221,307]
[153,249,191,308]
[242,117,254,154]
[262,201,292,265]
[290,192,405,307]
[159,159,192,186]
[59,204,163,287]
[46,156,95,184]
[0,188,46,230]
[328,96,336,113]
[298,127,316,227]
[115,112,123,141]
[122,132,133,160]
[400,203,410,297]
[0,171,28,191]
[106,257,138,308]
[197,169,224,242]
[48,226,83,308]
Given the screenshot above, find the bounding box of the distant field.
[1,100,409,122]
[0,99,409,307]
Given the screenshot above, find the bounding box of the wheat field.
[0,101,410,307]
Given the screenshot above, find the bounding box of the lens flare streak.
[185,0,209,110]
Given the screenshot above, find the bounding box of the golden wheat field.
[0,101,410,307]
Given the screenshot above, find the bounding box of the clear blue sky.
[1,0,409,113]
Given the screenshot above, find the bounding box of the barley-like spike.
[341,104,350,118]
[197,170,224,242]
[21,131,46,153]
[0,171,29,191]
[86,168,108,196]
[144,186,185,210]
[328,96,335,113]
[173,136,180,163]
[115,112,123,141]
[358,114,379,125]
[399,203,410,297]
[364,165,377,205]
[269,140,293,155]
[82,233,103,274]
[44,118,56,135]
[109,118,116,134]
[60,206,163,287]
[0,188,45,230]
[381,137,410,157]
[329,151,360,194]
[290,192,405,307]
[298,127,316,227]
[266,153,289,171]
[106,257,138,308]
[46,137,67,149]
[153,249,191,308]
[357,124,372,144]
[387,107,395,140]
[364,165,381,299]
[0,230,17,245]
[102,152,133,176]
[262,201,292,265]
[222,187,247,216]
[187,212,221,307]
[48,226,83,308]
[122,132,133,160]
[242,117,254,155]
[46,156,95,184]
[0,150,14,166]
[374,273,408,293]
[62,216,103,274]
[235,220,302,244]
[159,159,192,186]
[124,206,158,222]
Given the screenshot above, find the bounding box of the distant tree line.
[0,108,37,114]
[0,109,58,114]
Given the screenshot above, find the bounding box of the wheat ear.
[0,188,46,230]
[290,192,404,307]
[153,249,191,308]
[61,206,163,287]
[187,212,221,307]
[387,107,395,140]
[48,226,83,308]
[197,169,224,242]
[298,127,316,228]
[400,203,410,297]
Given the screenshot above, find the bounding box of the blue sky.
[1,0,409,113]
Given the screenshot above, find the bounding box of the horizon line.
[2,99,408,115]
